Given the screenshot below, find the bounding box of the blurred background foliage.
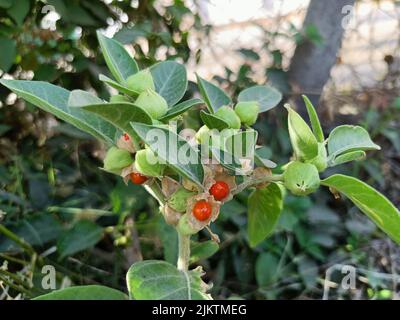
[0,0,399,300]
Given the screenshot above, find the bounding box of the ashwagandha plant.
[1,32,399,300]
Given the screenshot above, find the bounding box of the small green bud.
[177,214,198,235]
[286,105,318,161]
[104,147,133,172]
[126,69,155,93]
[110,94,131,103]
[195,125,210,144]
[152,119,163,125]
[234,101,260,126]
[307,143,328,172]
[215,106,241,129]
[283,161,320,196]
[135,89,168,120]
[168,187,196,213]
[135,148,164,177]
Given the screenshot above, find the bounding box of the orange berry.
[209,181,230,201]
[192,200,212,221]
[130,172,148,185]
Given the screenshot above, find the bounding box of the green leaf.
[159,98,204,122]
[57,220,103,260]
[238,85,282,113]
[327,125,381,160]
[150,61,187,107]
[255,147,277,169]
[99,74,139,97]
[329,150,366,167]
[34,285,128,300]
[82,103,152,141]
[248,183,283,247]
[68,90,104,107]
[286,105,318,161]
[0,80,119,144]
[297,256,318,289]
[321,174,400,244]
[190,241,219,264]
[126,260,211,300]
[302,95,324,142]
[255,253,279,287]
[196,74,231,113]
[200,110,229,130]
[97,31,139,83]
[158,219,178,264]
[0,37,16,72]
[130,122,204,186]
[7,0,30,26]
[0,0,13,9]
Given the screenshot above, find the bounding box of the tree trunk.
[288,0,355,112]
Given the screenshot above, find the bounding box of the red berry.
[209,181,230,201]
[192,200,212,221]
[130,172,148,185]
[123,133,130,141]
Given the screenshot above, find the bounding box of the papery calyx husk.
[103,147,133,173]
[134,89,168,120]
[204,165,237,202]
[215,106,241,129]
[161,176,181,198]
[186,193,221,231]
[168,187,196,213]
[110,94,131,103]
[234,101,260,126]
[283,161,320,196]
[178,214,198,235]
[117,134,136,154]
[252,167,272,189]
[162,205,182,226]
[306,142,328,172]
[126,69,155,93]
[135,148,164,177]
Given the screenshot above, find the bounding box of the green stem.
[0,254,29,266]
[0,224,35,256]
[0,274,32,297]
[234,173,284,195]
[177,231,191,271]
[145,181,165,205]
[0,269,30,289]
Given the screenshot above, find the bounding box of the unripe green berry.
[135,89,168,120]
[307,143,328,172]
[135,148,164,177]
[195,125,210,144]
[103,147,133,172]
[215,106,241,129]
[126,69,155,93]
[110,94,131,103]
[177,214,198,235]
[234,101,260,126]
[283,161,320,196]
[168,187,196,213]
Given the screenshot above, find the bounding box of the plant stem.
[145,181,165,205]
[234,174,284,195]
[0,224,35,256]
[0,274,32,297]
[177,231,191,271]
